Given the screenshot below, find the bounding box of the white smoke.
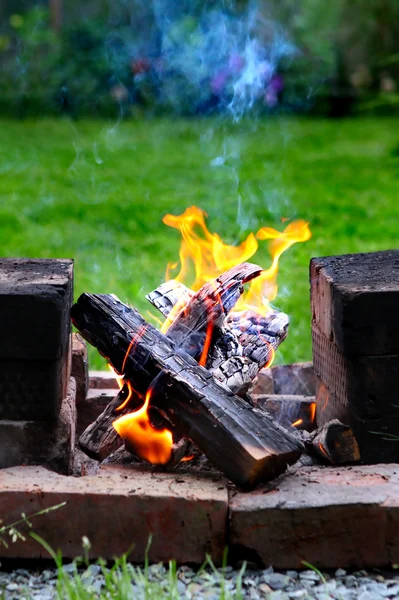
[129,0,295,119]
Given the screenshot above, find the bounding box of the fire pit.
[1,213,399,569]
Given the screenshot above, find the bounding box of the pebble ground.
[1,564,399,599]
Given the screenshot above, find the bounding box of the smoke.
[109,0,295,120]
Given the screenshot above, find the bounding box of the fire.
[163,206,311,315]
[112,385,173,465]
[292,418,303,428]
[110,207,311,466]
[310,402,316,423]
[318,442,330,461]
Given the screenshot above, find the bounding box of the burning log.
[309,419,361,465]
[71,292,303,488]
[81,263,262,463]
[79,387,135,461]
[147,275,289,395]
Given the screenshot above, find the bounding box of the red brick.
[0,377,76,474]
[0,465,228,564]
[230,464,399,569]
[311,251,399,356]
[313,323,399,462]
[0,258,73,361]
[89,370,119,389]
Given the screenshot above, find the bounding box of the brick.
[313,323,399,462]
[77,388,117,436]
[0,258,73,361]
[71,333,89,405]
[0,377,76,474]
[0,353,71,421]
[310,250,399,356]
[272,362,315,396]
[0,259,73,420]
[89,370,119,389]
[229,464,399,569]
[0,465,228,564]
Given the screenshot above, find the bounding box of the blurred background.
[0,0,398,117]
[0,0,398,366]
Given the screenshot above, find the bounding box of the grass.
[0,115,398,368]
[1,531,247,600]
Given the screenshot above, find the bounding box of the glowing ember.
[291,418,303,428]
[112,385,173,465]
[163,206,311,316]
[180,454,195,463]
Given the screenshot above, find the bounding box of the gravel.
[1,563,399,599]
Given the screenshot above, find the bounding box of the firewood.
[101,438,193,470]
[147,274,289,395]
[165,262,263,345]
[310,419,361,464]
[146,280,194,319]
[79,387,135,461]
[79,263,260,464]
[71,293,303,488]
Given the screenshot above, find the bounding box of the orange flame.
[180,454,194,463]
[318,442,330,461]
[292,418,303,428]
[109,364,124,390]
[109,326,173,465]
[112,384,173,465]
[163,206,311,315]
[310,402,316,423]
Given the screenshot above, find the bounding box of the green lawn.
[0,116,398,368]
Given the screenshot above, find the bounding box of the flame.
[109,326,174,464]
[292,418,303,428]
[318,442,330,461]
[163,206,311,315]
[160,295,189,334]
[310,402,316,423]
[109,364,124,390]
[180,454,194,463]
[112,384,173,465]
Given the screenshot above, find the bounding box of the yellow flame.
[163,206,311,315]
[113,385,173,465]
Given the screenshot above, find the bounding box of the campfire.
[71,207,360,489]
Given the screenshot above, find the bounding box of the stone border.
[0,463,398,568]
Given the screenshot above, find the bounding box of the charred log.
[72,293,303,488]
[309,419,361,465]
[147,273,289,396]
[79,387,134,461]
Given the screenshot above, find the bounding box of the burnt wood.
[79,387,134,461]
[147,271,289,395]
[310,419,361,465]
[72,293,303,488]
[166,262,263,343]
